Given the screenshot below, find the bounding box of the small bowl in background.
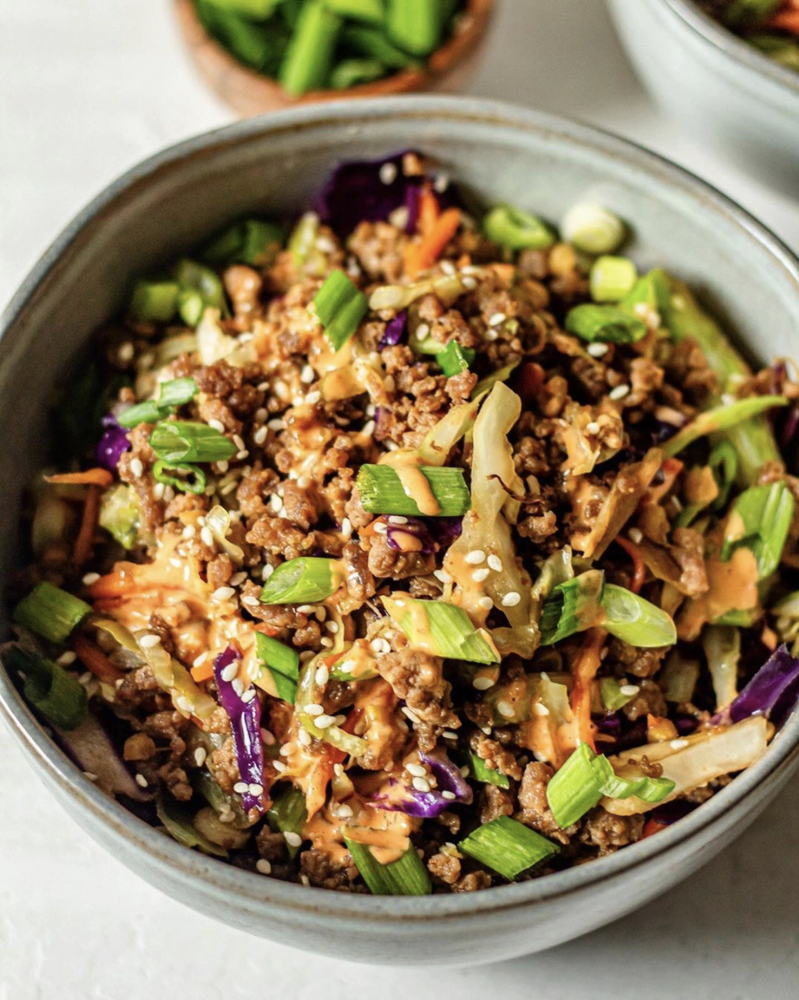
[173,0,497,117]
[606,0,799,196]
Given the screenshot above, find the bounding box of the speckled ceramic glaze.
[1,97,799,966]
[607,0,799,195]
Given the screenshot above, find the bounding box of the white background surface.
[1,1,798,997]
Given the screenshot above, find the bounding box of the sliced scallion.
[560,202,626,255]
[255,631,300,702]
[438,341,476,377]
[173,259,228,324]
[313,270,369,351]
[709,439,738,510]
[459,815,560,881]
[483,204,554,251]
[589,256,638,303]
[355,464,470,517]
[662,396,788,458]
[565,304,647,344]
[267,785,307,858]
[152,460,207,495]
[259,557,344,605]
[7,647,88,730]
[619,268,671,315]
[600,677,636,712]
[345,838,432,895]
[118,377,198,428]
[203,218,285,266]
[383,596,500,664]
[14,582,91,645]
[546,742,675,829]
[540,571,604,645]
[721,480,795,580]
[468,753,510,789]
[600,584,677,647]
[129,280,179,324]
[149,421,236,464]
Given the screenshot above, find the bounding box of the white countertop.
[2,1,798,996]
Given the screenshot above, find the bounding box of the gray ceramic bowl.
[2,96,799,966]
[606,0,799,195]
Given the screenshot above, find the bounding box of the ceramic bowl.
[2,96,799,966]
[606,0,799,196]
[173,0,496,117]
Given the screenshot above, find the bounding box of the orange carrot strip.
[46,469,114,487]
[74,486,101,568]
[73,633,124,684]
[768,9,799,32]
[417,186,440,235]
[570,628,606,752]
[641,818,669,840]
[614,536,646,594]
[191,661,215,683]
[405,207,461,279]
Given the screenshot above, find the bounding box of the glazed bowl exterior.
[606,0,799,196]
[1,96,799,966]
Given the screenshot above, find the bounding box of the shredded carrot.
[74,485,101,568]
[404,207,461,279]
[73,632,124,684]
[614,536,646,594]
[767,9,799,32]
[417,186,440,235]
[569,628,606,752]
[191,661,215,683]
[46,469,114,487]
[641,818,669,840]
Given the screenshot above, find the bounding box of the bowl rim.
[3,94,799,924]
[660,0,799,96]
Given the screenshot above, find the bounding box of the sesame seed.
[472,676,495,691]
[402,706,421,724]
[629,528,643,544]
[232,679,245,699]
[320,637,333,649]
[249,783,264,797]
[139,633,161,649]
[478,596,494,611]
[212,586,236,602]
[220,662,238,684]
[182,524,196,539]
[373,521,388,535]
[118,342,134,363]
[130,458,144,478]
[262,564,275,580]
[135,773,149,788]
[82,571,100,586]
[216,460,229,474]
[434,172,450,193]
[267,418,285,431]
[200,526,215,548]
[233,781,249,794]
[496,700,515,719]
[194,748,207,766]
[208,419,226,433]
[501,591,521,608]
[273,760,287,773]
[284,831,303,848]
[412,777,431,793]
[415,322,430,340]
[57,651,77,666]
[586,421,600,435]
[619,684,640,697]
[306,391,322,405]
[300,875,310,887]
[406,763,427,778]
[463,276,477,290]
[440,260,456,275]
[487,554,503,572]
[315,665,330,686]
[670,739,689,750]
[533,702,550,717]
[280,742,296,757]
[379,162,398,185]
[465,549,486,565]
[471,568,490,583]
[261,729,276,745]
[241,688,257,704]
[301,364,315,383]
[388,515,408,525]
[325,621,339,634]
[315,714,337,730]
[441,790,457,801]
[254,425,268,445]
[388,206,410,229]
[609,384,630,401]
[297,729,312,747]
[434,569,453,584]
[587,342,609,357]
[241,595,260,607]
[488,312,506,327]
[336,803,354,819]
[256,859,272,875]
[442,731,458,740]
[83,772,98,782]
[230,571,247,587]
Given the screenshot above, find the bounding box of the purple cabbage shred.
[379,310,407,349]
[372,750,473,819]
[385,516,462,555]
[213,645,265,814]
[725,643,799,725]
[96,414,131,471]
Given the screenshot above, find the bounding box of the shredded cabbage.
[205,505,245,565]
[702,625,740,712]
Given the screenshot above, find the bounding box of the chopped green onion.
[709,439,738,510]
[313,271,369,351]
[565,304,647,344]
[619,268,671,315]
[540,571,604,645]
[14,582,91,645]
[662,396,788,458]
[408,324,445,355]
[173,259,228,324]
[149,421,236,464]
[721,480,795,580]
[330,58,386,88]
[279,1,342,95]
[345,838,432,895]
[129,280,179,324]
[546,742,675,829]
[355,464,470,517]
[152,460,206,495]
[600,584,677,647]
[600,677,636,712]
[341,25,423,67]
[459,815,560,881]
[7,647,87,730]
[468,753,510,789]
[383,596,500,664]
[255,632,299,702]
[99,484,140,549]
[260,557,344,605]
[386,0,442,55]
[156,796,227,857]
[202,218,285,266]
[590,256,638,303]
[267,785,307,858]
[438,341,476,377]
[482,204,555,251]
[560,202,625,255]
[325,0,384,23]
[118,377,198,428]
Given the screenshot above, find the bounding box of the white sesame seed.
[441,790,457,801]
[83,772,98,782]
[587,342,609,357]
[496,700,515,719]
[232,433,245,450]
[586,421,600,435]
[325,621,339,635]
[253,425,268,446]
[488,312,506,327]
[130,458,144,478]
[415,322,430,340]
[118,341,135,363]
[241,595,260,607]
[629,528,643,544]
[315,665,330,686]
[434,569,453,584]
[412,777,431,793]
[139,633,161,649]
[241,688,257,704]
[297,728,312,747]
[433,171,450,193]
[280,742,296,757]
[471,568,490,583]
[379,161,398,185]
[440,260,456,275]
[487,554,503,572]
[232,678,244,698]
[320,637,333,649]
[609,384,630,401]
[212,586,236,602]
[284,831,303,848]
[619,684,640,697]
[200,526,215,548]
[273,760,287,773]
[402,705,421,724]
[82,571,100,586]
[182,524,196,539]
[315,714,337,729]
[533,702,550,717]
[388,515,409,525]
[233,781,249,794]
[261,728,276,745]
[407,763,427,778]
[208,419,225,433]
[230,571,247,587]
[501,591,521,608]
[194,748,207,766]
[473,676,495,691]
[463,276,477,290]
[249,783,264,797]
[306,390,322,405]
[57,651,77,666]
[134,773,148,789]
[336,803,354,819]
[256,859,272,875]
[478,596,494,611]
[301,364,315,384]
[670,739,689,750]
[465,549,486,565]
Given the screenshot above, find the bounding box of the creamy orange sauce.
[378,449,440,516]
[678,546,760,640]
[303,791,418,866]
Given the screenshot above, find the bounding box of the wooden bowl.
[173,0,497,117]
